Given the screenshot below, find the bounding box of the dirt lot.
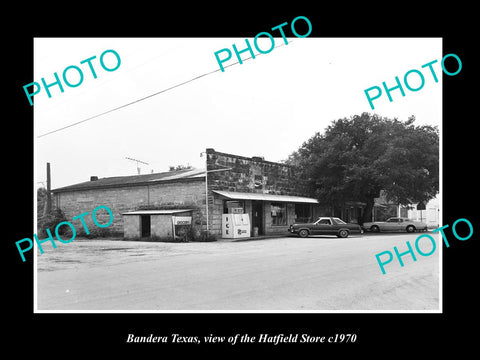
[35,233,440,311]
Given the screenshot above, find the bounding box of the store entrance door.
[252,201,264,235]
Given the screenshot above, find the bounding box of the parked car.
[362,217,428,233]
[288,217,362,238]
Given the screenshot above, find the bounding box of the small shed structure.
[122,209,193,241]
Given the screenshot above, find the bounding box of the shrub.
[193,230,217,242]
[37,208,68,236]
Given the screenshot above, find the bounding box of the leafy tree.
[37,187,48,216]
[169,164,192,171]
[37,187,69,235]
[287,113,439,224]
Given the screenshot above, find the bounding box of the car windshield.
[332,217,346,224]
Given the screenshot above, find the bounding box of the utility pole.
[46,162,52,214]
[125,157,149,175]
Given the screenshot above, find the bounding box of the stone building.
[52,169,207,240]
[52,148,320,240]
[204,148,319,236]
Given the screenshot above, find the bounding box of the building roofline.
[52,170,205,193]
[206,148,295,167]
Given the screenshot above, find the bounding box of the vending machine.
[222,213,251,239]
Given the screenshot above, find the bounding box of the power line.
[37,40,292,139]
[37,69,222,138]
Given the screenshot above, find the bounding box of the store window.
[271,202,287,226]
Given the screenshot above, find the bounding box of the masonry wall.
[206,149,310,196]
[150,214,174,239]
[124,215,140,238]
[53,179,206,237]
[209,196,224,236]
[205,149,314,236]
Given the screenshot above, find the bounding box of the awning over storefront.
[212,190,318,204]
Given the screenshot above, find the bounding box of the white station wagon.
[362,217,428,233]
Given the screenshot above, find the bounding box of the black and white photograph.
[32,37,442,312]
[7,5,477,355]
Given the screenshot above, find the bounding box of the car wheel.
[338,229,349,238]
[406,225,416,233]
[371,225,380,233]
[298,229,309,238]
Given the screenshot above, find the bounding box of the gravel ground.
[35,233,440,311]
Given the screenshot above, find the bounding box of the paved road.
[36,233,440,311]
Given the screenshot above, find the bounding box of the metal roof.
[212,190,318,204]
[53,168,205,193]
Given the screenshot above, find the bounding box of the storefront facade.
[204,148,319,237]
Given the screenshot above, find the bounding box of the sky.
[34,37,442,189]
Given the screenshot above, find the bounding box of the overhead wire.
[36,39,293,139]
